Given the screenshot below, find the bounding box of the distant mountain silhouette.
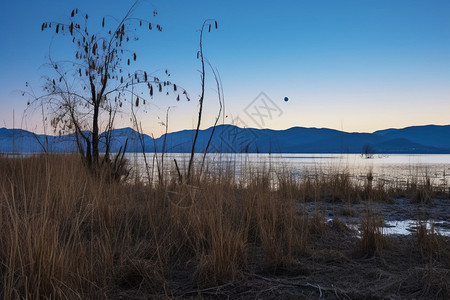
[374,125,450,149]
[1,124,450,154]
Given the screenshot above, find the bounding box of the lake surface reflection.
[126,153,450,187]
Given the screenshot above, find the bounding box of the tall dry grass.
[1,154,448,298]
[358,208,386,256]
[0,154,312,298]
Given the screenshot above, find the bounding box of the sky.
[1,0,449,137]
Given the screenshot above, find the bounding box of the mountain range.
[1,124,450,154]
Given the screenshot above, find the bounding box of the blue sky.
[1,0,449,136]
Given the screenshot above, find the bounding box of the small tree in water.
[362,144,375,159]
[26,1,188,174]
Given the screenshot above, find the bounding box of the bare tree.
[362,144,375,159]
[25,1,188,173]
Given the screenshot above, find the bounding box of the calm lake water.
[126,153,450,187]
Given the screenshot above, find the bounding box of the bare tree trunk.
[92,103,100,166]
[86,139,92,168]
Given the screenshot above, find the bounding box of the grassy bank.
[0,154,449,299]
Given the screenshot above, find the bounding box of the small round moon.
[284,97,289,102]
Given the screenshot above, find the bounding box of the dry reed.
[0,154,448,298]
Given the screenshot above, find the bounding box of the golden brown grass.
[0,154,448,298]
[414,221,446,260]
[358,208,386,256]
[0,154,311,298]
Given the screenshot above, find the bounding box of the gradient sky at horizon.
[1,0,449,137]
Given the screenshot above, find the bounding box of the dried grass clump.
[359,209,386,256]
[411,178,433,204]
[308,208,326,235]
[308,172,358,203]
[414,222,446,260]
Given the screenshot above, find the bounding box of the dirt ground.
[110,199,450,299]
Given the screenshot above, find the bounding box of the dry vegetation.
[0,154,449,299]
